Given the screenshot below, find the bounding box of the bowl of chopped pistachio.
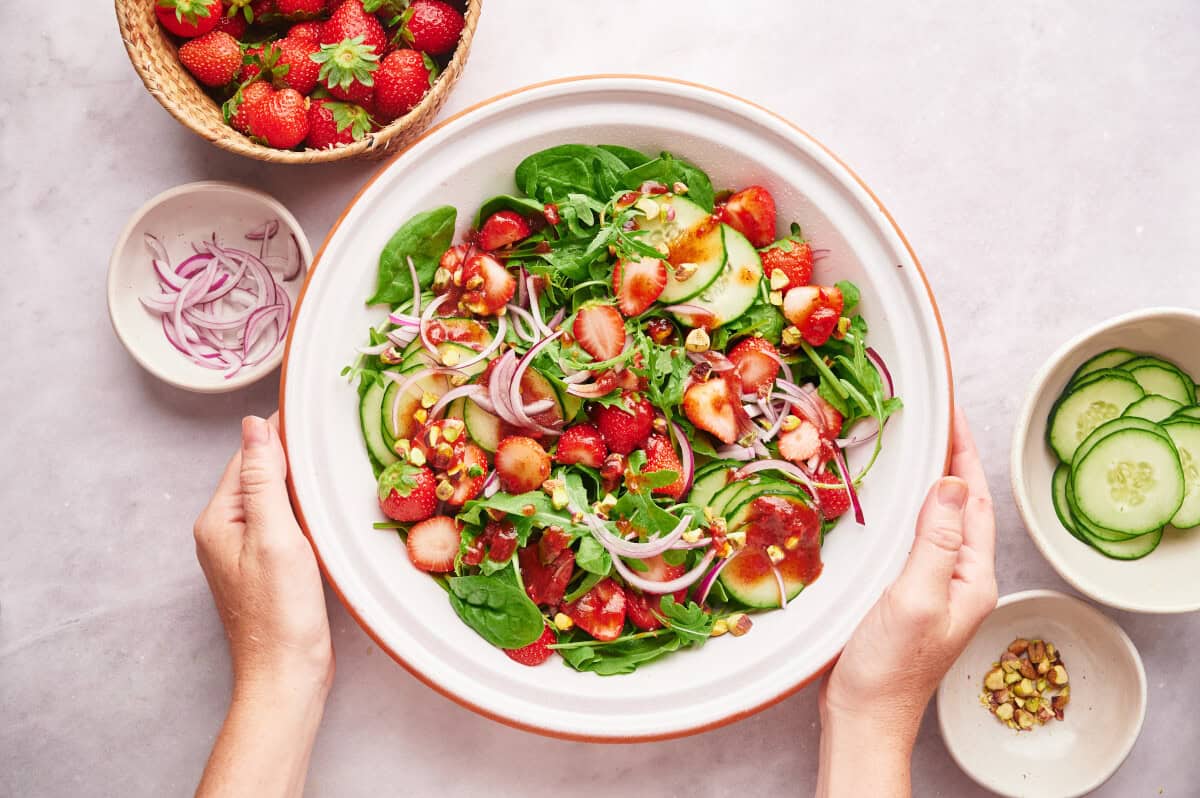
[936,589,1147,798]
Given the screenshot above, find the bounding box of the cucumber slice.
[718,493,819,608]
[1162,420,1200,528]
[635,195,726,303]
[1070,348,1136,384]
[1124,364,1195,405]
[1123,395,1183,423]
[689,466,733,510]
[1085,528,1163,560]
[709,480,756,518]
[669,225,763,329]
[1170,406,1200,422]
[401,342,488,377]
[1072,416,1172,466]
[383,370,450,441]
[1073,427,1185,535]
[463,396,502,452]
[360,380,399,468]
[1051,464,1087,543]
[1047,375,1145,462]
[1066,475,1138,541]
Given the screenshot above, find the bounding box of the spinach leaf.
[368,206,457,306]
[711,299,785,351]
[446,575,545,649]
[620,152,715,212]
[575,534,612,576]
[474,194,545,227]
[835,280,861,313]
[556,633,683,675]
[599,144,651,169]
[514,144,629,203]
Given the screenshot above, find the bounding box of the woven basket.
[115,0,481,163]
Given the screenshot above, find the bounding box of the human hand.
[821,405,997,748]
[193,414,334,696]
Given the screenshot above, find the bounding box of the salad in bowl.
[346,143,900,674]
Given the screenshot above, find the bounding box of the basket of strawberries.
[115,0,480,162]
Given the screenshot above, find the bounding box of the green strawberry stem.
[159,0,214,24]
[328,101,375,140]
[312,36,380,91]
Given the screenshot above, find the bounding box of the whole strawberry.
[400,0,465,56]
[377,461,437,523]
[306,98,373,149]
[248,87,311,149]
[156,0,222,38]
[373,49,435,122]
[321,0,388,52]
[238,43,278,83]
[276,34,322,94]
[591,392,654,455]
[178,30,242,87]
[811,469,850,518]
[288,20,325,41]
[226,79,274,134]
[213,12,249,39]
[503,626,556,667]
[277,0,326,16]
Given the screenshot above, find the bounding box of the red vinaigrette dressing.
[725,495,823,587]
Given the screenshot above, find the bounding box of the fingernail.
[937,477,968,510]
[242,416,269,449]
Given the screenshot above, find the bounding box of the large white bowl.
[280,76,953,740]
[1011,307,1200,613]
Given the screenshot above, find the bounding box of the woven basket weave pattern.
[115,0,481,164]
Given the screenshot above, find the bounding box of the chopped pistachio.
[435,480,454,501]
[711,619,729,637]
[769,269,790,291]
[685,328,710,353]
[1048,665,1069,687]
[766,544,785,565]
[1004,671,1021,685]
[674,262,698,282]
[995,702,1015,721]
[727,613,753,637]
[553,613,574,631]
[984,668,1007,691]
[781,326,803,347]
[781,414,801,432]
[408,447,427,466]
[768,290,784,306]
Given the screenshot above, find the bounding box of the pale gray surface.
[3,1,1199,796]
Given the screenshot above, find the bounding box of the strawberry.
[565,578,627,642]
[276,34,322,94]
[405,515,462,572]
[156,0,222,38]
[399,0,465,55]
[716,185,777,248]
[728,337,781,394]
[277,0,326,15]
[247,87,310,149]
[572,304,626,362]
[783,285,844,346]
[644,434,685,499]
[639,554,687,593]
[321,0,387,52]
[495,436,551,494]
[812,469,850,519]
[178,30,242,87]
[813,393,844,438]
[459,251,515,316]
[288,20,325,40]
[305,98,372,149]
[228,80,273,134]
[313,39,380,105]
[213,13,249,39]
[237,43,278,83]
[373,49,435,122]
[537,527,571,565]
[625,590,663,631]
[778,418,820,464]
[591,392,654,455]
[613,257,667,317]
[802,307,839,346]
[519,545,575,606]
[478,211,532,251]
[682,373,753,445]
[555,424,606,468]
[377,461,437,522]
[447,443,488,506]
[480,519,518,563]
[760,237,813,291]
[503,626,556,666]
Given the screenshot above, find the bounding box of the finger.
[950,406,997,578]
[894,476,969,601]
[239,415,294,538]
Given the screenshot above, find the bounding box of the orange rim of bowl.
[277,74,955,742]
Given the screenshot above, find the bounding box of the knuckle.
[921,521,963,553]
[890,587,939,625]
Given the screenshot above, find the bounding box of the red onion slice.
[429,384,484,419]
[526,274,553,338]
[866,347,894,400]
[668,421,695,496]
[451,316,507,371]
[612,549,716,595]
[832,447,865,525]
[836,417,880,448]
[695,553,738,606]
[772,566,788,609]
[507,332,564,436]
[420,294,450,357]
[583,512,693,559]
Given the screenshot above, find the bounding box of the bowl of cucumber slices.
[1012,307,1200,613]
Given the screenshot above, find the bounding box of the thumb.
[239,415,293,534]
[895,477,968,597]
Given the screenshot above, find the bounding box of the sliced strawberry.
[802,306,839,346]
[813,394,844,438]
[555,424,607,468]
[682,373,753,445]
[537,527,572,565]
[459,252,515,316]
[644,433,686,499]
[823,285,845,316]
[716,186,777,248]
[495,435,551,494]
[377,462,437,522]
[478,210,532,251]
[591,392,654,455]
[625,590,663,631]
[613,257,667,316]
[784,285,844,346]
[728,337,781,393]
[481,519,518,563]
[519,545,575,606]
[503,626,556,666]
[783,285,822,329]
[778,419,821,464]
[447,443,488,506]
[761,237,814,290]
[565,578,627,642]
[812,469,851,518]
[405,515,461,572]
[633,554,687,604]
[572,304,626,362]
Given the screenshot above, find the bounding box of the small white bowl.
[1011,307,1200,613]
[938,590,1147,798]
[107,181,312,393]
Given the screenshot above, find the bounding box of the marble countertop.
[4,0,1199,795]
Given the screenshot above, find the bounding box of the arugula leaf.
[575,534,612,576]
[368,206,456,306]
[835,280,861,313]
[474,194,544,227]
[598,144,651,169]
[446,575,545,649]
[514,144,629,203]
[563,570,604,603]
[458,490,579,544]
[658,596,715,644]
[620,152,716,212]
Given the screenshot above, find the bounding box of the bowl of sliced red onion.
[107,181,311,393]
